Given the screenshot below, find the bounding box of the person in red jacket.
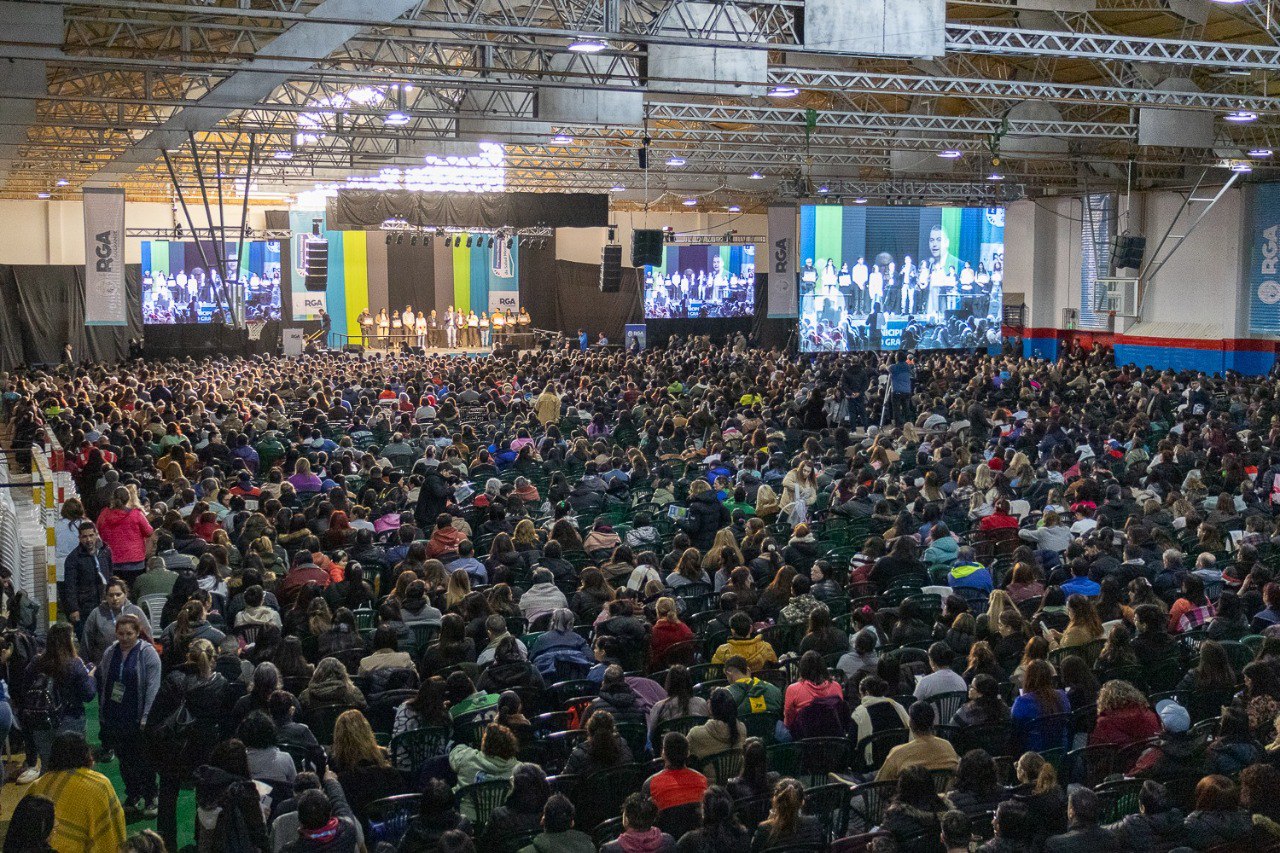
[650,597,695,669]
[642,732,708,812]
[977,499,1020,534]
[1089,679,1161,749]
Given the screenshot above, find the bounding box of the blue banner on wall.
[1248,183,1280,334]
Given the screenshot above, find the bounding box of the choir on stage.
[353,304,531,350]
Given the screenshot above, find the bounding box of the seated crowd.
[5,337,1280,853]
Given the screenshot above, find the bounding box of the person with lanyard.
[479,312,492,348]
[376,309,390,349]
[456,308,468,348]
[96,613,161,819]
[357,309,373,347]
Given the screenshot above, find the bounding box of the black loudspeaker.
[600,245,623,292]
[1111,234,1146,270]
[632,229,665,267]
[344,344,364,354]
[303,237,329,291]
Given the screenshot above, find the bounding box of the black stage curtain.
[329,191,608,231]
[520,244,642,342]
[751,273,794,350]
[0,264,142,369]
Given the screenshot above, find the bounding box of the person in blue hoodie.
[947,546,993,594]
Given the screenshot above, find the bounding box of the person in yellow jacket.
[534,385,561,426]
[711,612,778,673]
[29,732,127,853]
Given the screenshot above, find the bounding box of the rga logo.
[300,297,325,309]
[495,296,517,307]
[94,230,116,274]
[774,237,791,273]
[1259,224,1280,304]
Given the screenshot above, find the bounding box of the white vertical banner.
[767,204,798,318]
[83,187,127,326]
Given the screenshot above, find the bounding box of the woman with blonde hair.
[329,708,405,819]
[1050,594,1105,650]
[444,568,472,611]
[298,657,366,712]
[702,528,744,572]
[754,484,781,521]
[751,777,824,851]
[651,596,695,668]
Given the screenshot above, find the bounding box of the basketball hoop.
[247,321,266,341]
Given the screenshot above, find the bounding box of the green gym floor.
[2,700,197,850]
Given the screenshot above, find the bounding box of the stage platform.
[331,345,494,357]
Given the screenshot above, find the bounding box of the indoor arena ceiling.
[3,0,1280,208]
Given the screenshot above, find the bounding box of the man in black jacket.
[414,462,452,529]
[1044,785,1119,853]
[61,521,112,637]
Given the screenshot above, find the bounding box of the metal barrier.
[31,428,75,628]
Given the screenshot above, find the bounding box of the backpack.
[211,779,269,853]
[152,692,197,747]
[20,670,63,730]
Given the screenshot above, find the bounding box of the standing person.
[19,622,96,783]
[390,306,403,348]
[376,309,390,348]
[28,732,126,853]
[428,309,441,348]
[457,309,469,349]
[148,638,233,853]
[479,313,491,348]
[62,523,113,642]
[95,486,152,584]
[357,309,374,347]
[444,306,457,348]
[851,256,869,314]
[888,352,913,425]
[81,578,149,668]
[402,304,416,348]
[97,614,162,819]
[866,302,885,350]
[415,311,428,349]
[492,309,506,345]
[466,311,480,347]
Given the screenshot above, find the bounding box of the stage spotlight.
[411,235,418,246]
[396,234,403,244]
[487,236,494,248]
[385,234,392,245]
[466,236,473,248]
[507,237,514,249]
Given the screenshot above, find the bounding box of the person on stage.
[928,224,962,275]
[479,312,491,348]
[800,258,818,297]
[455,308,466,348]
[428,309,441,348]
[444,306,457,348]
[492,309,506,343]
[402,305,415,346]
[837,262,853,306]
[852,257,868,314]
[415,311,428,349]
[390,305,403,347]
[356,308,373,348]
[868,263,884,314]
[376,308,390,348]
[466,310,479,347]
[900,255,916,316]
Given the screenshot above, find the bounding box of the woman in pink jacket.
[96,486,153,581]
[783,650,846,738]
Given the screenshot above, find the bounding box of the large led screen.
[797,205,1004,351]
[141,240,283,324]
[644,245,755,319]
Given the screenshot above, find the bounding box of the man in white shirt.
[852,257,869,313]
[913,643,968,702]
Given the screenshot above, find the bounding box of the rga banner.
[767,204,797,318]
[84,187,127,326]
[292,291,326,322]
[1249,183,1280,334]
